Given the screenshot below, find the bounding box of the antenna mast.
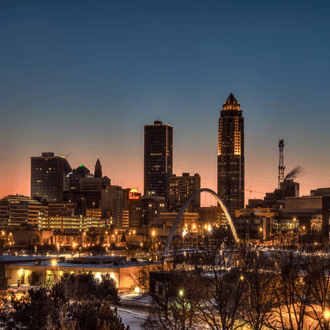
[278,138,285,189]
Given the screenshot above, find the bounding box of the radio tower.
[278,138,285,189]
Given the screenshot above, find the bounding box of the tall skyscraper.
[217,93,244,216]
[31,152,72,202]
[144,120,173,201]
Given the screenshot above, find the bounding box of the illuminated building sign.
[129,189,140,200]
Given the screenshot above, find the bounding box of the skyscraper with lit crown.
[217,93,244,216]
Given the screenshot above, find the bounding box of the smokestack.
[284,166,303,181]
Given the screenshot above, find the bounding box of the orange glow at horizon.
[0,154,324,208]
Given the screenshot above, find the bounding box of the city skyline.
[1,0,330,205]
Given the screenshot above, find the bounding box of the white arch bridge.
[162,188,239,258]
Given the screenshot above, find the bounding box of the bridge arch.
[163,188,238,258]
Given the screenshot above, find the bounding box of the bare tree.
[142,269,207,330]
[304,254,330,330]
[239,250,277,330]
[195,229,248,330]
[273,251,316,330]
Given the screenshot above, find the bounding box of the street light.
[52,259,60,277]
[324,308,330,330]
[179,289,184,297]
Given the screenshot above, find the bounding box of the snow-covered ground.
[120,293,152,306]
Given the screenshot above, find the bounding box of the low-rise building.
[5,256,162,291]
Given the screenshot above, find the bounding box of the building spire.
[94,159,102,178]
[223,93,240,110]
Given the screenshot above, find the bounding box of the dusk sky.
[1,0,330,205]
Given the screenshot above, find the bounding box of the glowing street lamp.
[324,308,330,330]
[179,289,184,297]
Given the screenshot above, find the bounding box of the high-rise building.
[144,120,173,201]
[140,196,167,227]
[31,152,72,202]
[127,190,142,228]
[108,185,124,227]
[64,160,107,216]
[169,173,201,212]
[217,93,244,216]
[80,175,111,213]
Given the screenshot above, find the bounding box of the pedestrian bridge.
[163,188,238,258]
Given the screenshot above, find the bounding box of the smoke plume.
[285,166,303,180]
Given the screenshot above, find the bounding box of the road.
[117,306,149,330]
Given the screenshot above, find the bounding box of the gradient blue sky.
[1,0,330,205]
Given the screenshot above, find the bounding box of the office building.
[65,160,107,216]
[128,190,142,228]
[169,173,201,212]
[140,196,167,227]
[108,185,124,228]
[31,152,72,202]
[79,166,111,210]
[68,165,90,191]
[144,120,173,201]
[122,188,131,228]
[217,94,244,217]
[0,195,47,227]
[38,202,104,231]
